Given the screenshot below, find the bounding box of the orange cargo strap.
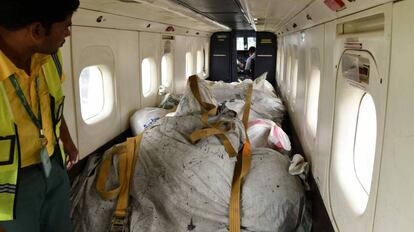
[229,84,252,232]
[96,134,143,228]
[188,75,237,156]
[188,75,253,231]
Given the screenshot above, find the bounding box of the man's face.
[38,15,72,54]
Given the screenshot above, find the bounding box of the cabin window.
[334,90,377,214]
[185,52,193,78]
[236,37,244,50]
[79,66,104,121]
[161,54,173,87]
[306,48,321,137]
[141,58,156,97]
[236,36,256,51]
[354,93,377,197]
[79,65,113,124]
[247,37,256,49]
[196,50,203,74]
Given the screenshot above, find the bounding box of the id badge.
[40,147,52,178]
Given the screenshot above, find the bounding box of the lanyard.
[9,74,43,134]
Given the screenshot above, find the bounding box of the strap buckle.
[109,214,129,232]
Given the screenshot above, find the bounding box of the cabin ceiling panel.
[172,0,240,13]
[244,0,313,31]
[170,0,254,30]
[79,0,227,32]
[206,13,248,23]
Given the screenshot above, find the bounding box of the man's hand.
[60,117,78,170]
[63,138,79,170]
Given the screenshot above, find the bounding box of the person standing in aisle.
[244,46,256,78]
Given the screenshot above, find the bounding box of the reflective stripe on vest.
[0,52,65,221]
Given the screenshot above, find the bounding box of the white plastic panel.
[203,39,210,78]
[139,32,161,107]
[374,1,414,231]
[72,8,216,37]
[160,37,176,93]
[116,31,140,131]
[329,4,392,231]
[277,37,285,91]
[284,33,304,134]
[186,36,197,78]
[161,53,174,90]
[185,51,193,78]
[275,0,391,36]
[174,35,187,94]
[316,21,336,203]
[61,38,78,150]
[276,38,282,87]
[72,26,140,158]
[301,25,325,174]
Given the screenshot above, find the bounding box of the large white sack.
[253,72,277,98]
[208,79,252,104]
[71,113,309,232]
[174,76,217,117]
[158,93,182,110]
[175,76,285,125]
[130,107,170,135]
[223,90,285,125]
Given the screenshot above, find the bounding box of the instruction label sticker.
[260,38,272,44]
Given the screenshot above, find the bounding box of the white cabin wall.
[317,21,335,202]
[204,39,210,78]
[374,1,414,231]
[276,1,406,231]
[70,26,135,158]
[139,32,161,107]
[280,22,331,205]
[61,9,210,158]
[174,35,187,94]
[61,41,78,148]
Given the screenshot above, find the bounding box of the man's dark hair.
[0,0,80,32]
[248,46,256,54]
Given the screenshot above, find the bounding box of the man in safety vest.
[0,0,80,231]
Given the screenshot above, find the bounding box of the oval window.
[306,48,321,137]
[79,66,104,121]
[196,50,203,74]
[161,54,173,87]
[354,93,377,196]
[141,58,153,97]
[186,52,193,78]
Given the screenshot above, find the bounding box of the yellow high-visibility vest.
[0,52,66,221]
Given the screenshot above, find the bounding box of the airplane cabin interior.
[8,0,413,231]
